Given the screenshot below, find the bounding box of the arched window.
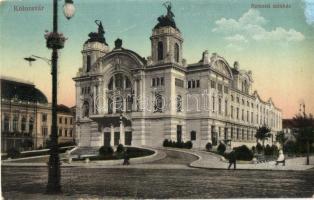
[3,114,9,132]
[21,116,26,132]
[86,55,91,72]
[176,95,182,112]
[174,43,179,62]
[115,96,123,113]
[157,41,163,60]
[82,101,89,117]
[29,117,34,134]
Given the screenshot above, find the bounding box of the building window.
[247,111,249,122]
[156,77,160,86]
[218,84,223,93]
[231,105,234,118]
[3,114,9,132]
[59,129,62,136]
[231,127,234,139]
[13,115,18,132]
[65,129,68,137]
[70,129,73,137]
[160,77,164,85]
[236,128,239,139]
[176,95,182,112]
[188,81,191,88]
[231,95,234,101]
[192,80,196,88]
[21,116,26,132]
[158,41,163,60]
[154,93,163,112]
[190,131,196,141]
[211,80,216,89]
[225,100,228,116]
[242,129,245,140]
[86,55,91,72]
[174,43,179,63]
[82,101,89,117]
[236,108,239,119]
[218,98,222,114]
[42,114,47,122]
[70,118,73,125]
[152,77,164,87]
[29,117,34,134]
[196,80,200,88]
[212,96,215,112]
[224,86,228,94]
[42,126,48,136]
[224,128,228,140]
[242,109,244,121]
[251,112,253,123]
[59,117,62,124]
[115,96,123,113]
[65,118,68,124]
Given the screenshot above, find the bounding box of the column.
[110,124,114,146]
[133,80,137,111]
[120,121,125,145]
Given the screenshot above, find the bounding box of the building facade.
[73,7,282,150]
[1,77,75,152]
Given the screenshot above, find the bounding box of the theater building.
[73,7,282,150]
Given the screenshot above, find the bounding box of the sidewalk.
[168,148,314,171]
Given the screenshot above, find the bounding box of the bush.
[116,144,124,153]
[217,143,226,155]
[206,142,212,151]
[264,144,272,155]
[7,148,20,159]
[251,146,256,154]
[163,139,170,147]
[184,141,193,149]
[234,145,253,161]
[256,142,263,154]
[99,146,113,156]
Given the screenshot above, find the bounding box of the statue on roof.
[85,20,108,45]
[154,1,178,30]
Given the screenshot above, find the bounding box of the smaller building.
[57,104,75,144]
[1,76,75,152]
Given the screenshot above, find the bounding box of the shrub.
[256,142,263,154]
[116,144,124,153]
[284,140,296,154]
[217,143,226,155]
[264,144,272,155]
[234,145,253,161]
[185,141,193,149]
[251,146,256,154]
[99,146,113,156]
[163,139,170,147]
[206,142,212,151]
[7,148,20,159]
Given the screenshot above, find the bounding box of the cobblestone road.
[2,150,314,199]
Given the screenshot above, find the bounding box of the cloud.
[304,0,314,25]
[213,9,305,43]
[225,34,248,43]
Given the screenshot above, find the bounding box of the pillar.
[120,121,125,145]
[110,124,114,146]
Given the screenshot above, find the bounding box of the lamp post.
[45,0,75,194]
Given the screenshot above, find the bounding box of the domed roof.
[1,77,48,104]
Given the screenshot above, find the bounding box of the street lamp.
[45,0,75,194]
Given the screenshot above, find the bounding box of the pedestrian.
[123,148,130,165]
[275,150,285,166]
[228,149,237,170]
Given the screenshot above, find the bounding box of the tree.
[255,125,272,151]
[276,131,287,150]
[292,113,314,165]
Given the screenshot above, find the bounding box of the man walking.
[228,149,237,170]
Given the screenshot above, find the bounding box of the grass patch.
[73,147,154,161]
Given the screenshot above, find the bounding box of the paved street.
[2,150,314,199]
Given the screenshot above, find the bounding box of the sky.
[0,0,314,118]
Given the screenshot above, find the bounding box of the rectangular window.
[236,108,239,119]
[59,117,62,124]
[160,77,164,85]
[42,114,47,122]
[196,80,200,88]
[242,109,244,120]
[224,86,228,94]
[225,100,228,116]
[218,84,222,92]
[188,81,191,88]
[231,105,234,118]
[156,78,160,86]
[192,80,196,88]
[190,131,196,141]
[247,111,249,122]
[251,112,253,123]
[152,78,156,87]
[65,118,68,124]
[211,80,216,89]
[59,129,62,136]
[65,129,68,137]
[212,96,215,112]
